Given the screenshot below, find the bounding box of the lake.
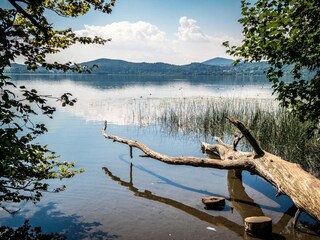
[1,74,319,239]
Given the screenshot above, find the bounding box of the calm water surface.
[1,75,319,239]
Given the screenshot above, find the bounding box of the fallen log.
[102,118,320,224]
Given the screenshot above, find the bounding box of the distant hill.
[4,58,281,76]
[202,57,234,66]
[4,63,28,73]
[79,58,224,75]
[4,63,60,74]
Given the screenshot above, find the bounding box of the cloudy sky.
[3,0,246,65]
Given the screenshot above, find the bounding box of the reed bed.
[157,97,319,176]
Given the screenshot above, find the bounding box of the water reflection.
[10,74,271,89]
[228,170,266,218]
[119,156,284,213]
[118,155,228,200]
[102,165,244,237]
[1,202,118,240]
[11,75,274,124]
[102,163,319,239]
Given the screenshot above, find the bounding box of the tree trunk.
[102,118,320,224]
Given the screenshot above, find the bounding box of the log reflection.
[102,165,244,237]
[228,170,264,219]
[102,164,319,239]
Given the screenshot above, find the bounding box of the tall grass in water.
[157,98,319,177]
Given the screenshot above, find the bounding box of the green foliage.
[223,0,320,133]
[0,0,115,208]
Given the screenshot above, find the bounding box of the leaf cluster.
[0,0,114,207]
[223,0,320,133]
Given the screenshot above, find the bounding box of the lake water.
[1,74,319,239]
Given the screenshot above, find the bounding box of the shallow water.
[1,75,319,239]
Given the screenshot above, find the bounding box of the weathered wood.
[244,216,272,237]
[232,134,244,151]
[102,120,320,224]
[226,117,264,156]
[202,196,225,210]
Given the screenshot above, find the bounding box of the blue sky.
[50,0,243,37]
[2,0,246,64]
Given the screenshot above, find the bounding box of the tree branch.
[232,134,244,151]
[8,0,49,39]
[102,121,251,170]
[226,117,264,156]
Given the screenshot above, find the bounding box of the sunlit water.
[1,75,319,239]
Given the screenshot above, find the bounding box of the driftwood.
[102,118,320,224]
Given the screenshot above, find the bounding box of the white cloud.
[46,17,241,65]
[176,16,209,42]
[76,21,166,43]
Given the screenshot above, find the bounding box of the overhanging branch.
[8,0,49,39]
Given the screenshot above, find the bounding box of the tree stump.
[202,196,225,210]
[244,216,272,237]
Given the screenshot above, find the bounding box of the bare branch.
[232,134,244,151]
[226,117,264,156]
[102,121,251,169]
